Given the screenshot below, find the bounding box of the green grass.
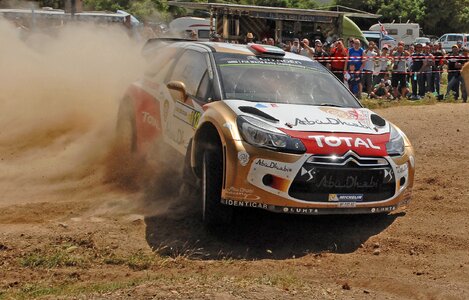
[19,250,87,268]
[360,82,466,109]
[2,278,150,300]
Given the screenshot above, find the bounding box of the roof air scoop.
[248,44,285,57]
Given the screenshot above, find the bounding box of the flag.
[378,21,388,36]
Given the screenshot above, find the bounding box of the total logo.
[307,135,381,150]
[142,111,160,130]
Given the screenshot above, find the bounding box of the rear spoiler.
[141,37,196,57]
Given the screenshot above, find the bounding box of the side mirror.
[167,81,187,102]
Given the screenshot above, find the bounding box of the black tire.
[202,150,233,227]
[182,140,200,191]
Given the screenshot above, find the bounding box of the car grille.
[289,151,395,202]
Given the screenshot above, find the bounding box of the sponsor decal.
[254,159,292,173]
[278,130,390,156]
[338,202,357,208]
[224,57,303,66]
[238,151,250,166]
[308,135,381,150]
[173,102,201,128]
[320,107,370,123]
[252,103,279,109]
[293,117,372,130]
[142,111,160,130]
[282,207,320,214]
[189,111,201,128]
[224,187,260,201]
[370,206,396,213]
[221,200,399,215]
[221,199,266,208]
[316,175,378,189]
[328,194,364,202]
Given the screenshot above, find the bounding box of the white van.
[169,17,211,40]
[369,23,419,45]
[436,33,469,52]
[362,30,397,49]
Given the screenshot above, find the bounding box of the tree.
[290,0,319,9]
[334,0,468,35]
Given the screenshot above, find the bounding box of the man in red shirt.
[329,39,348,82]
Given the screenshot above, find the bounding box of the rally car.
[117,39,415,226]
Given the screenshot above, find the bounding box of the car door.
[164,48,214,155]
[438,34,448,51]
[130,46,180,154]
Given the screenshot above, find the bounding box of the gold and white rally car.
[117,39,415,226]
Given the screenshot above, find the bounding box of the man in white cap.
[246,32,254,44]
[313,39,330,68]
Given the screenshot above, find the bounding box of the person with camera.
[290,38,301,54]
[370,79,392,100]
[313,39,330,68]
[329,39,348,82]
[421,44,435,93]
[299,38,314,58]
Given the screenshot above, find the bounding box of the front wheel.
[201,150,233,228]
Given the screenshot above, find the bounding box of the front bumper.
[221,139,415,215]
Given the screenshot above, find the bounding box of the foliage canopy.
[30,0,469,35]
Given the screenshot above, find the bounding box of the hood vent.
[238,106,279,123]
[371,114,386,127]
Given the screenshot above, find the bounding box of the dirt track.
[0,103,468,299]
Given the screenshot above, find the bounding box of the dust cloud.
[0,18,147,207]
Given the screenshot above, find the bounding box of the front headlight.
[386,125,405,156]
[237,116,306,154]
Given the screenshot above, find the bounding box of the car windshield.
[214,53,361,108]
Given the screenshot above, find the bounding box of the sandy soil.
[1,103,469,299]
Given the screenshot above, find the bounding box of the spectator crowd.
[243,33,469,102]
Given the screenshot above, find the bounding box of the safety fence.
[311,54,468,75]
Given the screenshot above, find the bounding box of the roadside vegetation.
[22,0,468,35]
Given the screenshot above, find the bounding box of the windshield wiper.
[316,103,344,108]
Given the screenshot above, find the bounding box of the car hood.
[224,100,391,156]
[224,100,389,135]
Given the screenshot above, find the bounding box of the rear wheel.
[105,99,142,190]
[201,150,233,227]
[116,99,137,154]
